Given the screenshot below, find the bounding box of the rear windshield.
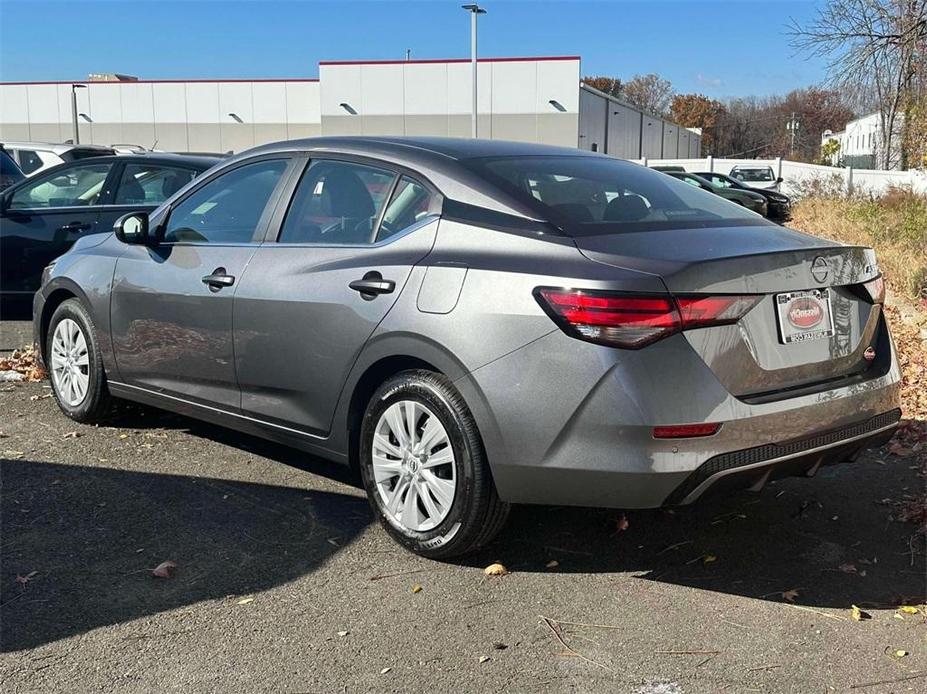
[732,167,775,182]
[465,155,771,235]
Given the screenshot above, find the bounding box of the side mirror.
[776,177,784,183]
[114,212,151,245]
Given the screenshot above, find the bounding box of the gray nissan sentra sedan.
[32,137,902,557]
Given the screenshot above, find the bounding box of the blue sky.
[0,0,826,98]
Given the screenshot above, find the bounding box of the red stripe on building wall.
[318,56,582,66]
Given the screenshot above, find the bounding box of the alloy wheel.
[50,318,90,407]
[372,399,456,532]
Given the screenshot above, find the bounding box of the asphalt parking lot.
[1,315,924,694]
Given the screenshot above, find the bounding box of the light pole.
[461,4,486,138]
[71,84,87,144]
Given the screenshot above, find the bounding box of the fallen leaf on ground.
[151,560,177,578]
[838,563,858,574]
[851,605,871,621]
[15,571,37,589]
[236,597,254,605]
[703,554,717,564]
[898,606,919,614]
[478,655,491,664]
[545,559,560,569]
[380,667,391,674]
[63,431,80,439]
[893,649,908,658]
[118,434,129,440]
[411,584,422,593]
[483,563,508,576]
[337,630,349,637]
[782,589,800,602]
[492,642,508,650]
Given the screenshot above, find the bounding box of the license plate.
[775,289,835,344]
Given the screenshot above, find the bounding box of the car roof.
[1,141,115,154]
[48,152,221,169]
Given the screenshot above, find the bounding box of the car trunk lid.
[574,225,884,397]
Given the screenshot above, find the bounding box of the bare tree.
[790,0,927,169]
[621,74,675,117]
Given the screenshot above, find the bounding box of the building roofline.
[0,78,319,86]
[319,55,581,66]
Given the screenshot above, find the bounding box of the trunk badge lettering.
[863,347,876,361]
[811,256,830,283]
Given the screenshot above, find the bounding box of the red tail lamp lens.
[535,288,761,349]
[863,275,885,304]
[653,422,722,439]
[675,295,762,328]
[536,289,680,348]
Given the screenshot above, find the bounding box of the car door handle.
[202,268,236,291]
[349,279,395,294]
[57,221,92,232]
[349,272,395,299]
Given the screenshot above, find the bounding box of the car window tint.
[16,149,43,175]
[278,160,396,244]
[466,155,770,235]
[377,176,433,242]
[114,164,197,205]
[9,162,112,209]
[163,159,287,244]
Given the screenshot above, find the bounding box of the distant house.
[821,112,903,170]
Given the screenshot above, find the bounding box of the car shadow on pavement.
[0,458,372,653]
[464,454,925,611]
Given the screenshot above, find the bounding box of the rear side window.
[378,176,434,242]
[466,155,771,235]
[163,159,287,244]
[15,149,43,175]
[9,162,112,209]
[114,164,197,205]
[278,160,396,244]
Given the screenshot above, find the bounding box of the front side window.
[9,162,112,209]
[278,160,396,244]
[114,164,197,205]
[163,159,287,244]
[466,155,770,235]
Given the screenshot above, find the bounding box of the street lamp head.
[461,4,487,13]
[72,83,87,89]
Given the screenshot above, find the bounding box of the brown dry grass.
[789,189,927,303]
[791,190,927,531]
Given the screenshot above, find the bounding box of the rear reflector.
[863,275,885,304]
[535,288,761,349]
[653,422,721,439]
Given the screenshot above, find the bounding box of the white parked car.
[729,164,782,192]
[1,141,115,176]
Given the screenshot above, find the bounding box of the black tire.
[46,298,112,423]
[359,369,509,559]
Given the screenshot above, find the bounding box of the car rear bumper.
[458,329,903,509]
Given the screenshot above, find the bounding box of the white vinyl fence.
[635,156,927,197]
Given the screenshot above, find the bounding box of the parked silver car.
[33,137,901,557]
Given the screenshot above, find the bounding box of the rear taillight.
[863,275,885,304]
[535,288,761,349]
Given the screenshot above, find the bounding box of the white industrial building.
[822,112,903,170]
[0,55,700,158]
